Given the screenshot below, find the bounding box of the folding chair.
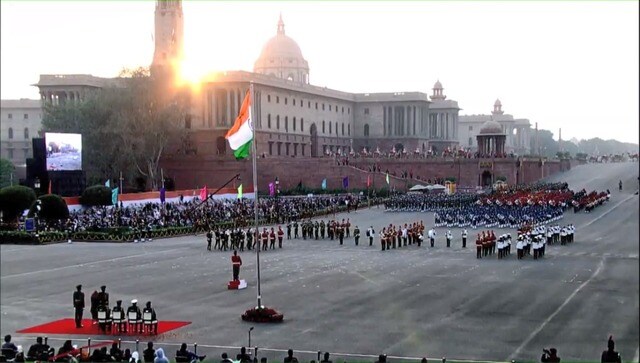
[97,309,112,333]
[142,312,158,335]
[112,310,126,333]
[128,311,141,334]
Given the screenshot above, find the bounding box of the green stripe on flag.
[233,140,252,160]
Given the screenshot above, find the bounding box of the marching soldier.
[476,234,482,259]
[320,220,326,239]
[294,221,299,239]
[446,230,452,248]
[462,229,467,248]
[381,227,387,251]
[206,230,213,251]
[269,228,276,249]
[215,228,221,250]
[354,226,360,246]
[286,221,292,240]
[338,223,345,245]
[429,228,436,247]
[277,226,284,248]
[314,221,320,240]
[261,228,269,251]
[345,219,351,238]
[516,236,524,259]
[239,229,245,252]
[367,226,375,246]
[402,224,408,246]
[246,228,253,250]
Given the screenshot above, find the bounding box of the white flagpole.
[249,82,263,308]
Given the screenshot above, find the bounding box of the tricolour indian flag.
[225,91,253,160]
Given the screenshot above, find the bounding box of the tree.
[80,185,112,206]
[0,185,36,222]
[28,194,69,221]
[0,158,15,188]
[42,67,187,191]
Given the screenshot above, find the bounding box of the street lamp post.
[34,177,41,193]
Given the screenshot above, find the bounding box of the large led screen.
[45,132,82,171]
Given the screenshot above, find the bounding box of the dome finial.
[277,13,285,35]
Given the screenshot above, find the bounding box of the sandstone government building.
[14,0,558,190]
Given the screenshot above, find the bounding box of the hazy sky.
[1,1,638,143]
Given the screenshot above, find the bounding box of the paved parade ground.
[1,163,638,362]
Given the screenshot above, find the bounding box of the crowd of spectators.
[0,335,624,363]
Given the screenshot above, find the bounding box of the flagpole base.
[241,305,284,323]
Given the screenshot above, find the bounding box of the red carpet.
[17,319,191,336]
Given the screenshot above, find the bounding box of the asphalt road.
[1,162,638,363]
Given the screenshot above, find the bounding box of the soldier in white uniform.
[429,229,437,247]
[461,229,468,248]
[516,237,524,260]
[367,226,375,246]
[446,230,452,248]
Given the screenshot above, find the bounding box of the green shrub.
[80,185,112,206]
[28,194,69,221]
[0,185,36,222]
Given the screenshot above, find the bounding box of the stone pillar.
[226,89,231,125]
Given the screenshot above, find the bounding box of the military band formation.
[201,181,602,262]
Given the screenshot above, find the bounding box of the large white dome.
[254,15,310,84]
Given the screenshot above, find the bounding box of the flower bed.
[241,306,284,323]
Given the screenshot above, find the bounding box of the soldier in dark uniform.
[214,228,221,250]
[246,228,253,250]
[142,301,158,334]
[261,228,269,251]
[338,224,345,245]
[320,220,326,239]
[127,300,142,334]
[293,221,299,239]
[73,284,85,328]
[97,285,109,310]
[111,300,125,332]
[269,228,276,249]
[476,234,482,259]
[345,219,351,238]
[206,230,213,251]
[238,229,245,252]
[286,222,292,240]
[314,221,320,240]
[601,336,621,363]
[354,226,360,246]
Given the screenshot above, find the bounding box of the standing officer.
[314,221,320,240]
[293,221,299,239]
[261,228,269,251]
[462,229,467,248]
[231,250,242,281]
[354,226,360,246]
[206,230,213,251]
[338,223,345,245]
[320,220,326,239]
[97,285,109,310]
[286,221,292,240]
[446,230,452,248]
[73,284,85,328]
[246,228,253,250]
[269,228,276,250]
[476,234,483,259]
[367,226,375,246]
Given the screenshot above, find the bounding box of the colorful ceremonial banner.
[199,186,207,201]
[367,175,371,187]
[343,176,349,189]
[160,187,166,203]
[321,178,327,190]
[112,188,119,205]
[225,91,253,160]
[105,180,110,188]
[237,184,243,199]
[386,173,390,185]
[268,182,275,196]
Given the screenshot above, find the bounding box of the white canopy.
[409,184,428,191]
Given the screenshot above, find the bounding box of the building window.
[285,98,288,105]
[308,101,311,108]
[277,115,280,129]
[301,118,304,132]
[348,108,350,115]
[364,124,370,137]
[322,103,325,111]
[315,102,318,110]
[269,142,273,155]
[469,137,473,146]
[268,95,271,103]
[8,149,13,159]
[364,108,370,115]
[293,117,297,131]
[24,149,28,158]
[335,106,338,113]
[8,127,13,139]
[329,122,332,134]
[329,105,332,111]
[24,128,29,139]
[469,125,473,131]
[268,114,271,128]
[24,113,28,120]
[293,99,296,106]
[216,137,226,155]
[348,124,351,136]
[276,96,280,104]
[285,116,288,132]
[342,107,344,114]
[341,123,345,135]
[7,113,12,119]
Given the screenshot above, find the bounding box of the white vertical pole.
[249,83,263,308]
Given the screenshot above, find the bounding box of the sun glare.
[177,59,209,91]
